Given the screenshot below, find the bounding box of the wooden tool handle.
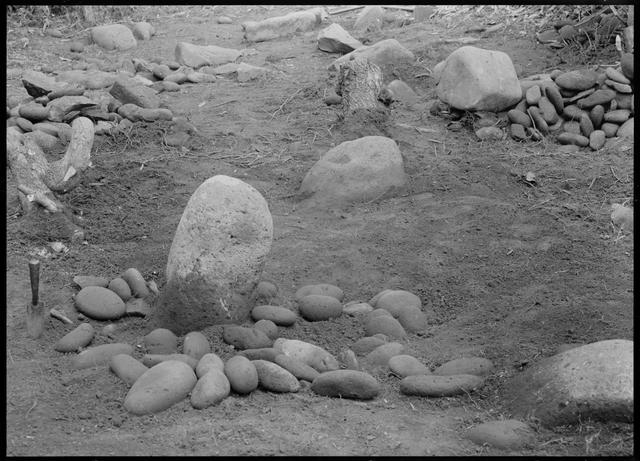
[29,259,40,306]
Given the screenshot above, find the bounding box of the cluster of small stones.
[508,65,634,150]
[54,280,495,417]
[67,268,156,326]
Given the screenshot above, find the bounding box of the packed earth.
[5,5,634,456]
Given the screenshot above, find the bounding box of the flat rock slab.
[242,8,324,42]
[91,24,137,51]
[299,136,407,207]
[503,339,633,427]
[437,46,521,112]
[46,95,97,123]
[175,42,242,69]
[317,23,363,54]
[400,374,485,397]
[109,78,161,109]
[330,39,414,71]
[465,420,536,450]
[55,70,116,90]
[22,70,67,97]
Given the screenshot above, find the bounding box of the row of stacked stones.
[55,279,494,415]
[511,65,634,149]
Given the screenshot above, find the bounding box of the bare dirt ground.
[5,5,634,456]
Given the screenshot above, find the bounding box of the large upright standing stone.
[154,175,273,334]
[436,46,521,112]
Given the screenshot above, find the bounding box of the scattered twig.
[328,6,365,15]
[394,122,438,134]
[50,308,74,324]
[270,88,303,120]
[25,399,38,418]
[610,166,623,182]
[210,99,238,108]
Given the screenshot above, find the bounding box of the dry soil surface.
[5,5,634,456]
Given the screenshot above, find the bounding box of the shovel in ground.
[26,259,45,338]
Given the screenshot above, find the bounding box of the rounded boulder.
[143,328,178,354]
[294,283,344,302]
[298,136,407,207]
[196,352,225,378]
[191,368,230,409]
[124,360,197,415]
[183,331,211,361]
[109,354,148,386]
[298,294,343,321]
[224,355,259,394]
[75,286,126,320]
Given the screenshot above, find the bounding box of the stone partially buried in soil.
[298,294,343,321]
[364,315,407,340]
[183,331,211,361]
[329,39,414,72]
[400,374,485,397]
[144,328,178,354]
[54,322,95,352]
[91,24,137,51]
[465,420,536,450]
[251,305,297,326]
[396,305,428,334]
[175,42,242,68]
[342,301,374,316]
[434,357,495,377]
[73,343,134,369]
[294,283,344,302]
[388,354,431,377]
[252,359,300,393]
[311,370,380,399]
[351,335,388,355]
[124,360,197,415]
[75,286,126,320]
[109,354,148,386]
[299,136,406,207]
[364,342,405,369]
[223,326,273,350]
[154,175,273,334]
[239,348,280,362]
[503,339,633,427]
[142,353,198,369]
[109,79,161,110]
